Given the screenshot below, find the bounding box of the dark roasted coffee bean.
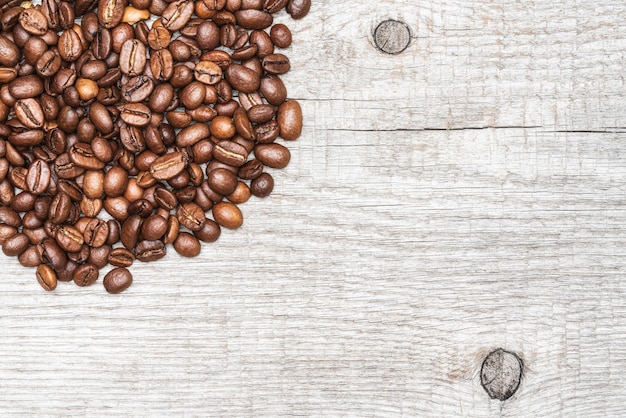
[19,8,49,36]
[194,60,222,85]
[38,238,67,271]
[15,98,45,129]
[262,53,291,74]
[207,168,238,196]
[213,140,248,167]
[36,263,57,291]
[255,120,280,143]
[108,247,134,267]
[103,267,132,293]
[73,263,99,286]
[225,63,260,93]
[235,9,272,29]
[141,214,168,241]
[135,239,166,262]
[227,181,251,204]
[58,27,83,62]
[19,245,43,267]
[248,104,276,124]
[147,26,171,50]
[0,206,22,228]
[260,74,287,106]
[121,214,142,250]
[121,75,154,103]
[154,186,178,210]
[177,123,211,147]
[88,244,111,268]
[120,103,151,127]
[176,202,205,231]
[56,225,85,253]
[69,143,105,170]
[9,75,45,99]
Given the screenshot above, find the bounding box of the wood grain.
[2,1,626,416]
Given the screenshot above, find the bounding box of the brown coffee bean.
[72,263,99,287]
[286,0,310,19]
[26,159,51,195]
[148,26,171,50]
[135,239,167,262]
[3,233,30,257]
[0,35,20,67]
[108,247,135,267]
[98,0,127,28]
[9,75,45,99]
[177,123,211,147]
[153,186,178,210]
[194,60,222,85]
[58,27,84,62]
[250,172,274,197]
[150,151,188,180]
[56,225,85,253]
[277,100,303,140]
[120,103,151,127]
[212,202,243,229]
[173,231,201,257]
[248,104,276,124]
[177,202,206,231]
[19,245,42,267]
[263,0,288,13]
[262,53,291,74]
[103,267,133,293]
[270,23,292,48]
[213,140,248,167]
[84,218,109,247]
[69,143,105,170]
[208,167,238,196]
[19,8,48,35]
[225,63,260,94]
[235,9,273,29]
[141,214,168,241]
[15,98,45,129]
[121,75,154,103]
[36,264,57,291]
[119,39,147,76]
[162,0,194,31]
[37,238,67,272]
[88,244,111,268]
[254,143,290,168]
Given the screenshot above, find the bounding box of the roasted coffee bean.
[3,233,30,257]
[213,140,248,167]
[270,23,292,48]
[262,53,291,74]
[135,239,166,262]
[36,264,57,291]
[235,9,273,29]
[26,159,51,195]
[84,218,109,247]
[108,247,134,267]
[212,202,243,229]
[254,143,290,168]
[277,100,303,140]
[58,27,83,62]
[73,263,99,287]
[56,225,85,253]
[177,123,211,147]
[150,151,188,180]
[147,26,171,50]
[286,0,310,19]
[103,267,132,293]
[162,0,194,31]
[173,231,200,257]
[263,0,288,13]
[38,238,67,271]
[121,75,154,103]
[177,202,206,231]
[194,60,222,85]
[208,168,238,196]
[225,64,260,93]
[120,103,151,126]
[9,75,45,99]
[19,245,42,267]
[250,172,274,197]
[141,214,168,241]
[119,39,147,76]
[88,244,111,268]
[98,0,127,28]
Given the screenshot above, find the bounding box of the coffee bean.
[36,263,57,291]
[141,214,168,241]
[150,151,188,180]
[212,202,243,229]
[108,247,135,267]
[286,0,310,19]
[251,172,274,197]
[103,267,132,293]
[26,159,51,195]
[119,39,147,76]
[262,53,291,74]
[173,231,201,257]
[135,239,167,262]
[84,218,109,247]
[73,263,99,286]
[208,168,238,196]
[194,60,222,85]
[225,63,260,93]
[270,23,292,48]
[121,75,154,103]
[177,202,206,231]
[3,233,30,257]
[254,143,291,169]
[120,102,151,126]
[98,0,127,28]
[56,225,85,253]
[235,9,273,30]
[277,100,303,140]
[162,0,194,31]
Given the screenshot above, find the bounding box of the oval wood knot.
[480,348,523,401]
[373,19,411,54]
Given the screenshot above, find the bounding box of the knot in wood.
[373,19,411,54]
[480,348,523,401]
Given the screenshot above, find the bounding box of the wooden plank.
[1,1,626,416]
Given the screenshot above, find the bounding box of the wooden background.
[2,0,626,416]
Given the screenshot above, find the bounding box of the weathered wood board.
[2,0,626,416]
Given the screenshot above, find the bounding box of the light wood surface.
[2,1,626,416]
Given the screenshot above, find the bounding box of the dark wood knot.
[373,19,411,54]
[480,348,523,401]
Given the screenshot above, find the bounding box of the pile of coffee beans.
[0,0,310,293]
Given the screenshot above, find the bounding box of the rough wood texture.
[2,1,626,416]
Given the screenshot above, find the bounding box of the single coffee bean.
[9,75,45,99]
[286,0,310,19]
[108,247,135,267]
[3,233,30,257]
[235,9,273,29]
[121,75,154,103]
[263,0,288,13]
[248,104,276,124]
[121,214,142,250]
[194,218,221,242]
[176,202,206,231]
[36,263,57,291]
[250,172,274,197]
[0,35,20,67]
[56,225,85,253]
[194,60,222,85]
[212,202,243,229]
[120,102,151,126]
[58,27,84,62]
[150,151,188,180]
[119,39,147,76]
[88,244,111,268]
[254,143,291,168]
[173,231,201,257]
[73,263,99,287]
[135,239,167,262]
[262,53,291,74]
[225,63,260,93]
[19,245,43,267]
[37,238,67,272]
[84,218,109,247]
[69,143,105,170]
[270,23,292,48]
[176,123,211,147]
[207,168,238,196]
[147,26,171,50]
[98,0,127,28]
[162,0,194,31]
[103,267,133,293]
[277,100,303,140]
[153,186,178,210]
[141,214,168,241]
[26,159,51,195]
[15,98,45,129]
[213,140,248,167]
